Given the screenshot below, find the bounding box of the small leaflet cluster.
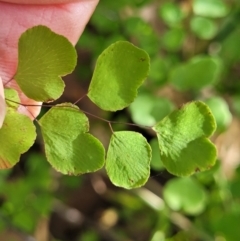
[0,26,217,189]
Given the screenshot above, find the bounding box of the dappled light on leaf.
[39,103,105,175]
[87,41,150,111]
[106,131,151,189]
[14,25,77,102]
[152,101,217,176]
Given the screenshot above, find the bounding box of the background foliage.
[1,0,240,240]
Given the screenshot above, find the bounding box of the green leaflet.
[163,177,207,215]
[152,101,217,176]
[0,109,36,169]
[87,41,150,111]
[3,24,220,186]
[106,131,151,189]
[205,97,232,132]
[193,0,229,18]
[4,88,20,110]
[170,55,222,91]
[129,93,175,126]
[159,2,185,26]
[190,17,218,40]
[162,28,185,52]
[14,25,77,102]
[39,103,105,175]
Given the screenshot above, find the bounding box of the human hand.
[0,0,99,123]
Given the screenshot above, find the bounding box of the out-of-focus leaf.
[163,177,207,215]
[214,211,240,240]
[193,0,230,18]
[170,56,222,91]
[149,58,168,85]
[232,95,240,117]
[162,28,185,52]
[124,17,159,56]
[205,97,232,132]
[190,16,218,39]
[220,29,240,65]
[159,2,185,26]
[129,94,175,126]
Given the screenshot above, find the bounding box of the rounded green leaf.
[170,56,222,91]
[14,25,77,102]
[0,110,36,169]
[190,16,218,40]
[162,28,185,52]
[4,88,20,109]
[39,103,105,175]
[205,97,232,132]
[87,41,150,111]
[193,0,229,18]
[106,131,151,189]
[40,103,89,135]
[159,2,185,26]
[163,177,207,215]
[129,93,175,126]
[152,101,217,176]
[162,137,216,176]
[0,78,6,128]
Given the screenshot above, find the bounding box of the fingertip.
[0,77,6,128]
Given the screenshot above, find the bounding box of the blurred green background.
[1,0,240,240]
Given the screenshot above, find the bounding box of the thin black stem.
[110,120,152,130]
[73,93,87,105]
[81,109,111,124]
[150,171,164,178]
[26,106,37,120]
[3,76,14,87]
[5,98,55,108]
[5,98,153,130]
[108,122,114,134]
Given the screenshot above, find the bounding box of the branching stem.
[73,93,87,105]
[5,98,153,131]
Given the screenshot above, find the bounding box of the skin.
[0,77,6,127]
[0,0,99,119]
